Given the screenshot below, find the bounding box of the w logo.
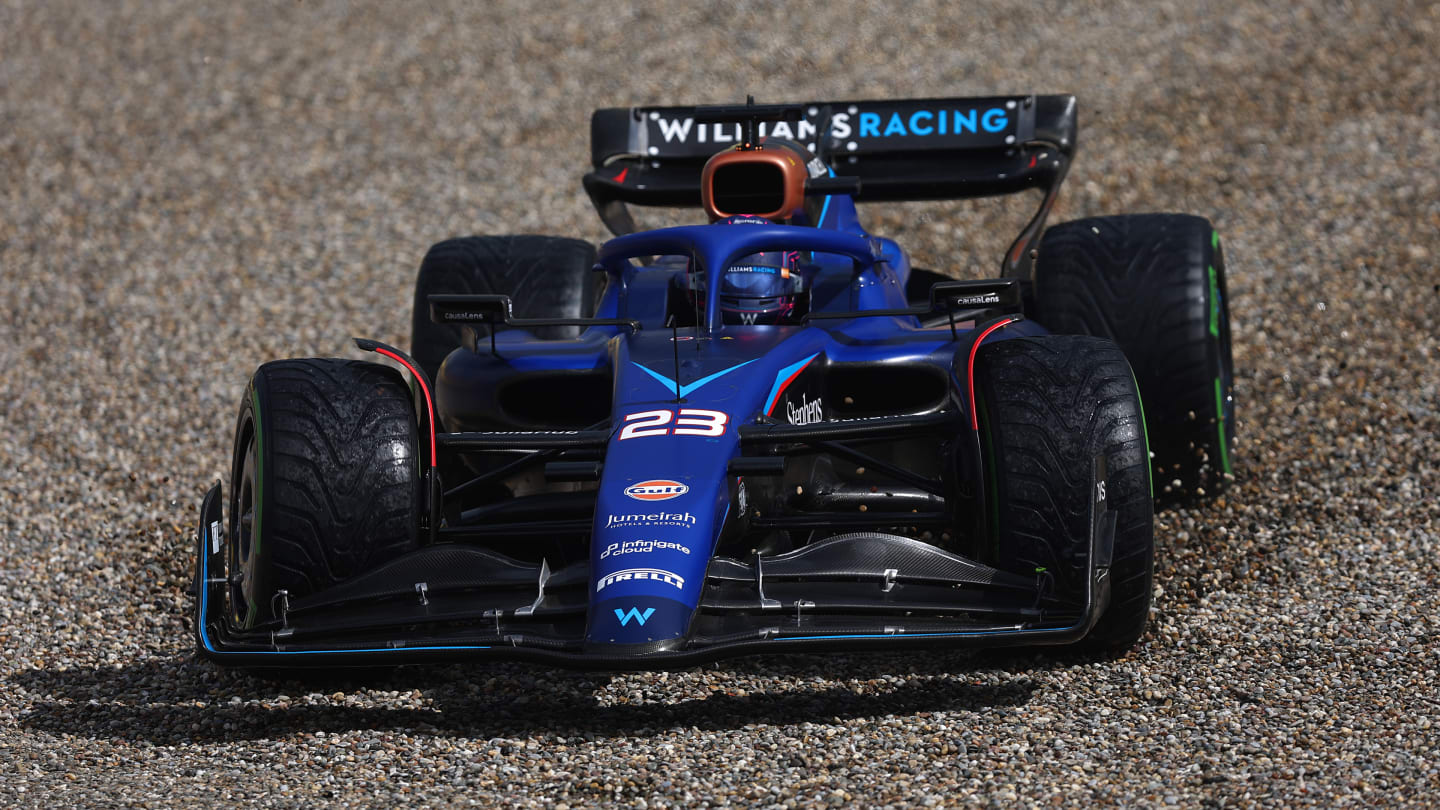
[614,607,655,627]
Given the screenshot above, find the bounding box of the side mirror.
[428,294,514,326]
[928,280,1023,314]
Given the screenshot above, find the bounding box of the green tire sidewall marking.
[1214,377,1232,476]
[1208,230,1233,477]
[1207,264,1220,338]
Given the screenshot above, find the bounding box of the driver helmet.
[690,215,806,325]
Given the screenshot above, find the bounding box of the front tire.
[974,335,1155,650]
[227,359,422,629]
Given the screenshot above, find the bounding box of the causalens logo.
[595,568,686,593]
[951,292,1002,306]
[614,607,655,627]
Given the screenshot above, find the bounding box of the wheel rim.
[228,423,261,628]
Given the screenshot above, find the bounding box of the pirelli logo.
[595,568,685,593]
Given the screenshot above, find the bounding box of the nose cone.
[587,595,693,652]
[582,328,828,650]
[582,337,775,649]
[585,444,728,647]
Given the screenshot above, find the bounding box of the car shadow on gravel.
[15,653,1040,745]
[714,645,1116,679]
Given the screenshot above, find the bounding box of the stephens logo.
[786,393,824,426]
[624,480,690,502]
[604,512,698,530]
[595,568,686,593]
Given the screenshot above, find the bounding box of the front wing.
[191,451,1115,670]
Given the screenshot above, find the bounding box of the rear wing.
[582,94,1077,275]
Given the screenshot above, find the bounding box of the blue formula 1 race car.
[192,95,1235,670]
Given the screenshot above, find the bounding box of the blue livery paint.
[633,359,758,398]
[591,596,692,644]
[423,200,1049,652]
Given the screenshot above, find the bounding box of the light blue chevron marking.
[633,359,757,398]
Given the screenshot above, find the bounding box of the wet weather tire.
[1034,213,1235,502]
[227,359,422,629]
[974,335,1154,650]
[410,235,599,382]
[905,267,951,306]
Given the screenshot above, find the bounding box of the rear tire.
[410,235,599,382]
[1034,213,1235,502]
[905,267,951,306]
[227,359,422,629]
[974,335,1154,650]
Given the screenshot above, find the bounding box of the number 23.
[619,409,728,440]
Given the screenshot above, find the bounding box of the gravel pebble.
[2,0,1438,807]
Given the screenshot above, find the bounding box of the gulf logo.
[624,480,689,502]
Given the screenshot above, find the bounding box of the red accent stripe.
[1009,238,1026,265]
[766,357,816,416]
[968,318,1017,430]
[614,167,628,184]
[375,348,438,469]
